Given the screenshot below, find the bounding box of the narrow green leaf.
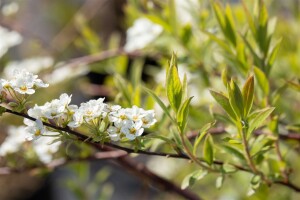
[236,42,248,72]
[210,90,236,121]
[193,121,216,156]
[241,34,263,69]
[242,76,255,117]
[182,74,188,102]
[242,0,256,37]
[177,97,193,132]
[222,163,237,173]
[203,134,214,165]
[287,80,300,92]
[144,87,175,123]
[222,145,246,162]
[216,175,224,189]
[266,38,282,74]
[212,2,226,31]
[203,30,232,53]
[256,0,269,53]
[221,68,228,87]
[250,134,273,156]
[228,80,244,119]
[166,53,182,112]
[254,67,269,96]
[181,169,208,189]
[224,4,237,46]
[248,107,275,134]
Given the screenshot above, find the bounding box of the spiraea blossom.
[0,125,61,164]
[24,118,46,140]
[28,93,76,122]
[68,98,107,128]
[0,69,49,96]
[0,126,29,156]
[108,106,157,141]
[124,18,163,52]
[0,26,22,58]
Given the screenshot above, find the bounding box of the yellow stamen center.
[20,86,27,91]
[35,129,41,136]
[129,128,136,135]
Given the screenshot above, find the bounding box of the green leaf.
[257,0,269,53]
[177,97,193,132]
[166,53,182,112]
[212,2,226,32]
[221,68,228,87]
[144,87,175,123]
[203,134,214,165]
[180,24,192,45]
[221,145,246,162]
[216,175,224,189]
[287,80,300,92]
[0,106,6,116]
[254,67,269,96]
[193,121,216,156]
[210,90,236,121]
[266,38,281,75]
[224,4,237,46]
[242,0,256,37]
[203,30,232,53]
[228,80,244,119]
[241,34,263,69]
[250,134,275,157]
[182,74,188,102]
[248,107,275,134]
[222,163,237,173]
[242,76,255,117]
[181,169,208,189]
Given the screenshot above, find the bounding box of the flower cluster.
[107,106,157,141]
[0,126,61,164]
[0,69,49,96]
[0,69,156,143]
[26,94,157,141]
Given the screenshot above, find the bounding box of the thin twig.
[2,107,201,200]
[2,107,300,194]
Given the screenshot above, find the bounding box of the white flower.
[42,93,72,119]
[28,93,73,120]
[107,122,123,141]
[1,2,19,16]
[121,120,144,140]
[68,98,107,128]
[0,125,61,164]
[24,119,45,140]
[0,26,22,58]
[0,126,28,156]
[0,79,11,92]
[32,134,61,164]
[67,111,83,128]
[108,108,130,124]
[124,18,163,52]
[141,110,157,128]
[28,105,45,119]
[10,69,49,94]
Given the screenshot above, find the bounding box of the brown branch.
[3,107,300,194]
[2,108,201,200]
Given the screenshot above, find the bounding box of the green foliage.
[166,53,183,112]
